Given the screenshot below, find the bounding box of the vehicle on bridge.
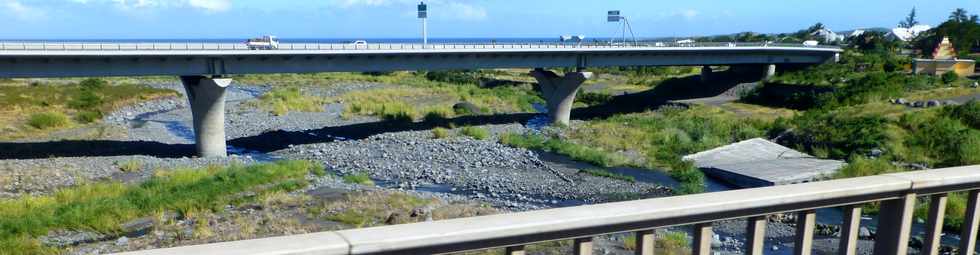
[351,40,368,49]
[246,35,279,50]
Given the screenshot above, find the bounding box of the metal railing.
[0,41,842,51]
[116,165,980,255]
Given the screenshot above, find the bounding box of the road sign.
[608,10,621,22]
[418,2,427,18]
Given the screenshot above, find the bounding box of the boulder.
[895,98,908,105]
[120,217,156,238]
[859,227,873,239]
[453,102,483,115]
[927,100,941,107]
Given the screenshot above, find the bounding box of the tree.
[900,7,919,28]
[807,23,826,33]
[951,8,969,22]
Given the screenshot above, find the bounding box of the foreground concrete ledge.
[886,165,980,193]
[117,166,980,255]
[113,232,349,255]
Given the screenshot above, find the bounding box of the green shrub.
[422,108,453,123]
[787,109,889,159]
[460,126,490,140]
[343,172,375,185]
[67,90,104,110]
[76,110,103,124]
[942,71,959,84]
[658,231,690,250]
[79,78,108,91]
[500,132,619,168]
[27,112,70,129]
[947,100,980,129]
[579,169,635,183]
[255,87,324,116]
[666,159,705,194]
[432,127,450,139]
[577,92,613,106]
[835,156,899,179]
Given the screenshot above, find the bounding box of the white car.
[803,40,820,47]
[351,40,368,48]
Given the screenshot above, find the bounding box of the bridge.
[116,165,980,255]
[0,41,842,157]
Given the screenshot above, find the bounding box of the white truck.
[246,36,279,50]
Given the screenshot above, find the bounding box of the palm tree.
[950,8,969,22]
[899,7,918,28]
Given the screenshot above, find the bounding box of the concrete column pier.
[765,64,777,80]
[700,66,713,84]
[180,76,232,158]
[530,68,593,126]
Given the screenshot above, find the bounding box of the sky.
[1,0,979,39]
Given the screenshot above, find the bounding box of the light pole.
[419,2,428,47]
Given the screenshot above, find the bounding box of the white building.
[810,28,845,43]
[886,25,932,42]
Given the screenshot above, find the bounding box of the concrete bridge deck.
[0,40,843,157]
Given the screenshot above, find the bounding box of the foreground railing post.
[923,194,948,255]
[873,193,916,255]
[693,223,712,255]
[574,237,593,255]
[635,230,655,255]
[795,210,816,255]
[505,245,525,255]
[747,216,767,255]
[960,190,980,255]
[839,205,862,255]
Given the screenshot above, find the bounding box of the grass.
[342,172,375,186]
[578,169,635,183]
[431,127,451,139]
[116,159,143,173]
[0,79,176,139]
[500,132,622,168]
[623,231,689,255]
[27,112,70,130]
[0,160,320,254]
[322,72,542,120]
[460,126,489,140]
[248,87,326,116]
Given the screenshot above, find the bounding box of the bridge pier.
[530,68,593,126]
[765,64,777,80]
[700,66,713,84]
[180,76,232,158]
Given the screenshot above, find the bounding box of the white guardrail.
[116,165,980,255]
[0,42,841,51]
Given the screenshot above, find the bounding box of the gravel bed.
[274,125,672,209]
[0,155,254,198]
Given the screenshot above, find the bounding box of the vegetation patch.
[0,78,176,139]
[249,87,326,116]
[342,172,375,186]
[27,112,70,130]
[578,169,635,183]
[460,126,489,140]
[431,127,451,139]
[0,160,320,254]
[310,190,496,229]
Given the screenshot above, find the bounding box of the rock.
[945,100,960,106]
[120,217,156,238]
[385,212,412,225]
[972,81,979,88]
[895,98,908,105]
[859,227,872,239]
[40,230,107,248]
[772,245,779,251]
[452,102,483,115]
[869,148,884,158]
[927,100,941,107]
[913,101,925,108]
[115,236,130,246]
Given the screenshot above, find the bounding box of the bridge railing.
[117,165,980,255]
[0,41,841,51]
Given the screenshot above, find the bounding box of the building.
[886,25,932,42]
[682,138,845,188]
[913,36,977,77]
[810,28,844,43]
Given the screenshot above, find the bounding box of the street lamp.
[607,10,636,46]
[419,2,428,47]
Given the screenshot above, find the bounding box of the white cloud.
[446,2,485,21]
[680,9,699,20]
[3,0,47,21]
[71,0,232,12]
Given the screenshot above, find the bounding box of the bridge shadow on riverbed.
[0,69,761,159]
